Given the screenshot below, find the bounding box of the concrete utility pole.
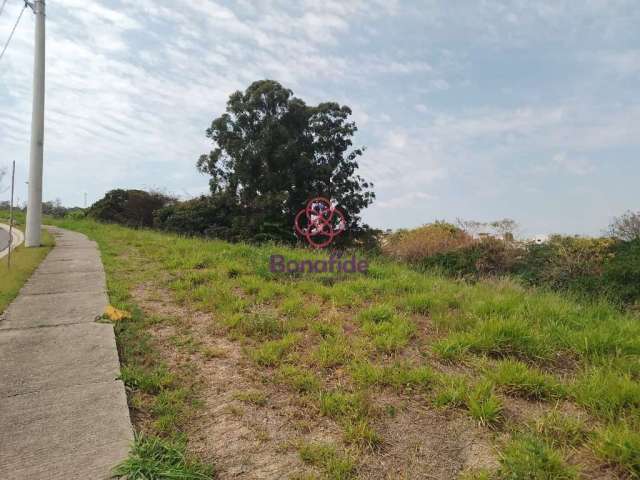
[25,0,45,247]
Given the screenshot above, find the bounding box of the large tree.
[196,80,375,242]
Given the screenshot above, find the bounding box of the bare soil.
[132,283,500,479]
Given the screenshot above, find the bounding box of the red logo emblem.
[294,197,346,248]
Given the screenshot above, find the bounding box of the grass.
[489,360,565,400]
[466,381,504,427]
[498,435,577,480]
[49,217,640,478]
[298,442,356,480]
[0,227,53,313]
[112,435,213,479]
[593,422,640,478]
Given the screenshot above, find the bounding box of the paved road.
[0,226,133,479]
[0,228,9,251]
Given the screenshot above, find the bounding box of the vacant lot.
[55,218,640,479]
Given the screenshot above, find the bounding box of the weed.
[433,375,468,408]
[403,294,433,315]
[362,316,415,353]
[358,304,395,324]
[592,422,640,478]
[351,361,434,392]
[318,390,371,420]
[572,368,640,420]
[233,389,268,406]
[112,434,213,479]
[490,360,565,400]
[298,442,356,480]
[119,365,174,394]
[498,435,577,480]
[466,381,503,427]
[313,335,352,368]
[277,364,321,393]
[432,335,470,361]
[532,410,587,449]
[200,346,226,359]
[151,388,191,433]
[230,312,287,340]
[249,333,299,366]
[343,418,381,448]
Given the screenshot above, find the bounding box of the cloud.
[378,191,436,209]
[551,153,595,176]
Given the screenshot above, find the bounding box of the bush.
[423,237,520,277]
[516,236,640,306]
[88,189,175,228]
[154,195,234,238]
[383,222,474,262]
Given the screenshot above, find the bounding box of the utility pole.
[25,0,45,247]
[84,192,87,208]
[8,161,15,268]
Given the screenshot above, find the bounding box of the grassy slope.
[53,218,640,479]
[0,226,53,313]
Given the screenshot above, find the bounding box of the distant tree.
[42,198,67,218]
[456,218,518,240]
[608,210,640,241]
[490,218,519,240]
[88,189,175,228]
[196,79,375,243]
[456,218,487,236]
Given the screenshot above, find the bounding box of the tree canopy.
[194,80,375,243]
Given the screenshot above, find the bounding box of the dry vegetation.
[54,218,640,479]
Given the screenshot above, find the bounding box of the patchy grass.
[592,422,640,478]
[0,228,53,313]
[489,360,565,401]
[112,435,213,479]
[466,381,504,428]
[498,435,577,480]
[298,442,356,480]
[51,217,640,478]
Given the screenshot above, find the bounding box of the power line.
[0,2,27,63]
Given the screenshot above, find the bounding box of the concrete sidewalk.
[0,226,133,479]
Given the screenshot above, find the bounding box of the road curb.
[0,223,25,260]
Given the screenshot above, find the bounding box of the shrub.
[423,237,520,277]
[154,194,235,239]
[88,189,175,228]
[383,222,474,263]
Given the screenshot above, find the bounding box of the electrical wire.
[0,2,27,63]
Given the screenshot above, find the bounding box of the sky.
[0,0,639,236]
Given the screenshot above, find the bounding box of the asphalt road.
[0,228,10,251]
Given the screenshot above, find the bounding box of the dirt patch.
[131,283,500,479]
[360,403,498,479]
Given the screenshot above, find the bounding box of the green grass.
[593,422,640,478]
[532,410,587,449]
[490,360,565,400]
[498,435,577,480]
[0,228,53,313]
[466,381,503,427]
[112,435,214,479]
[49,217,640,478]
[298,442,356,480]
